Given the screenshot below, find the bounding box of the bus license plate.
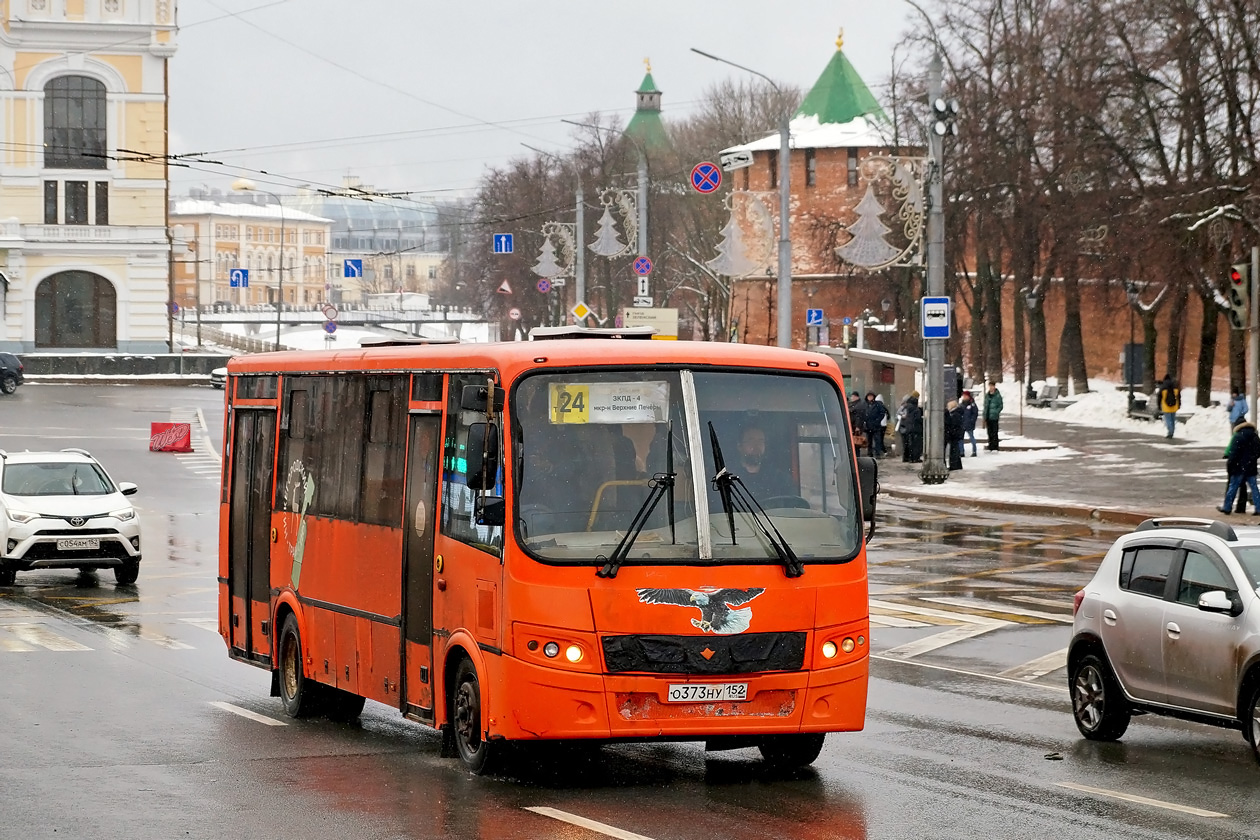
[57,538,100,551]
[666,683,748,703]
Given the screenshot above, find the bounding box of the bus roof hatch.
[528,325,657,340]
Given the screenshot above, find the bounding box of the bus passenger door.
[227,408,276,664]
[401,413,442,721]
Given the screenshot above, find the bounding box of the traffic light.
[1228,262,1250,330]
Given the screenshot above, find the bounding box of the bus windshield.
[513,369,861,567]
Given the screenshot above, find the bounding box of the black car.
[0,352,22,395]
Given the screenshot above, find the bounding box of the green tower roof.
[795,34,888,124]
[626,65,670,155]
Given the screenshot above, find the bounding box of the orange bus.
[218,330,877,773]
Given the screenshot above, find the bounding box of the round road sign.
[323,320,337,334]
[632,256,653,276]
[508,307,522,321]
[690,162,722,193]
[322,303,339,320]
[537,278,552,294]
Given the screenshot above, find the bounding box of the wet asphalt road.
[0,385,1256,840]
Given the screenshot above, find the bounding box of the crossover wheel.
[0,567,15,586]
[452,659,499,774]
[113,560,139,586]
[0,374,16,395]
[758,733,826,768]
[1070,653,1131,740]
[277,614,322,718]
[1246,682,1260,765]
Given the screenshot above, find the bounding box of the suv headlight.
[109,507,136,522]
[7,509,38,524]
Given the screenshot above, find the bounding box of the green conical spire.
[795,31,888,124]
[626,59,670,155]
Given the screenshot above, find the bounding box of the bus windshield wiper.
[707,422,804,578]
[596,470,676,579]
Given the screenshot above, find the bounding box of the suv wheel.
[0,567,15,586]
[0,374,16,395]
[1245,683,1260,765]
[114,560,139,586]
[1071,653,1131,740]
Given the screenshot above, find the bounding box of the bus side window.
[441,374,503,556]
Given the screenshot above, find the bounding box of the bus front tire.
[277,615,322,718]
[452,658,499,774]
[759,733,825,768]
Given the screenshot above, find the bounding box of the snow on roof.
[171,199,333,224]
[721,114,895,154]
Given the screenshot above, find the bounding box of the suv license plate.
[56,538,100,551]
[666,683,748,703]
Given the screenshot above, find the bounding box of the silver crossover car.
[1070,517,1260,761]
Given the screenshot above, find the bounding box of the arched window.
[44,76,107,169]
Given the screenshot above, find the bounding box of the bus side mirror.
[856,456,879,523]
[461,384,505,413]
[475,495,505,527]
[465,422,499,490]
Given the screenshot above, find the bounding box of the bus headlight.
[821,641,838,659]
[543,642,560,658]
[564,644,583,663]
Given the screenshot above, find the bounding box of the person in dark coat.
[983,382,1004,450]
[958,390,979,457]
[1220,422,1260,515]
[899,392,923,463]
[862,392,887,457]
[848,392,867,452]
[944,399,964,471]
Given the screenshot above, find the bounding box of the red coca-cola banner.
[149,422,193,453]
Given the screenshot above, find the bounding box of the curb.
[25,376,214,387]
[882,487,1161,527]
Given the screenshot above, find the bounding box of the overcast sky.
[170,1,916,204]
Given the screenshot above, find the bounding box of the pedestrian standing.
[1229,385,1248,428]
[900,391,923,462]
[945,399,964,471]
[959,390,979,457]
[874,394,890,456]
[1158,374,1181,439]
[848,391,867,453]
[1219,421,1260,515]
[862,392,887,457]
[983,382,1004,451]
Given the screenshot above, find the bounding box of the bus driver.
[735,424,795,501]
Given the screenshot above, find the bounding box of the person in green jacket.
[983,381,1004,451]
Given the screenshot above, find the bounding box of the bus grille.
[601,632,806,675]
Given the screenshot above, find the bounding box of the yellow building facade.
[0,0,176,352]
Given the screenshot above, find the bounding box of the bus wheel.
[277,615,321,718]
[324,688,365,723]
[759,733,825,768]
[452,659,498,774]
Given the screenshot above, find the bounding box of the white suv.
[1069,517,1260,762]
[0,449,142,585]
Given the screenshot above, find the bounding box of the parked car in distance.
[0,448,142,586]
[1070,517,1260,762]
[210,366,227,389]
[0,351,23,394]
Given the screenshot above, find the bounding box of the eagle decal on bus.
[636,587,766,635]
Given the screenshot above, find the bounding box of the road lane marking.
[524,807,654,840]
[180,618,221,633]
[0,636,36,652]
[138,629,194,650]
[998,648,1069,680]
[6,623,91,651]
[1055,782,1227,818]
[869,599,996,624]
[207,701,287,726]
[924,596,1072,624]
[872,654,1069,694]
[879,622,1009,659]
[1009,595,1075,610]
[869,614,930,628]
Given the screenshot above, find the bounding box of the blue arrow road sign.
[344,259,363,278]
[922,296,951,339]
[494,233,514,254]
[806,308,824,327]
[229,268,249,288]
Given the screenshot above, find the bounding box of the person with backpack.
[1158,374,1181,439]
[1220,421,1260,515]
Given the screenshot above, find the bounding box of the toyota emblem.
[69,517,85,527]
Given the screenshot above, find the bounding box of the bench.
[1127,398,1194,423]
[1027,384,1057,408]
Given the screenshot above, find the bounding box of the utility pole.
[1251,245,1259,424]
[920,53,949,484]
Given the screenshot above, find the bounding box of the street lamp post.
[1125,281,1139,408]
[691,47,793,349]
[233,178,285,351]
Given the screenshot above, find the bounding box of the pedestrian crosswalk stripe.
[881,622,1009,659]
[869,598,1007,625]
[999,648,1068,680]
[3,623,90,651]
[869,613,931,628]
[923,596,1071,624]
[138,629,194,650]
[181,618,220,633]
[1008,595,1074,611]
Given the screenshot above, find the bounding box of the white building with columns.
[0,0,177,353]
